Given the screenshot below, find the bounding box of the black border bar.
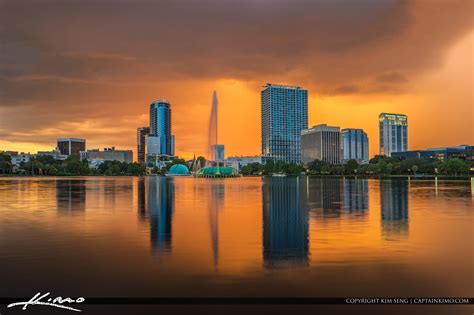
[1,297,473,305]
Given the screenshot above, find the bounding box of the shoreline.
[1,174,472,180]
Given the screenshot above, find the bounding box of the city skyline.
[1,1,473,160]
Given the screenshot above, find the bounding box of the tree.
[0,153,12,174]
[127,162,146,176]
[263,159,275,174]
[411,165,419,175]
[445,158,469,176]
[307,159,330,174]
[344,159,359,174]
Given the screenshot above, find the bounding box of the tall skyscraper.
[137,127,150,164]
[148,100,174,160]
[57,138,86,159]
[261,83,308,164]
[342,128,369,163]
[301,124,341,164]
[379,113,408,156]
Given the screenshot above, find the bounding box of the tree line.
[0,154,147,176]
[240,156,472,176]
[1,152,471,177]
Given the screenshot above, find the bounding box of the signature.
[7,292,85,312]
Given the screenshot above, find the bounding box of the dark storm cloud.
[376,71,408,83]
[333,84,360,95]
[0,0,472,145]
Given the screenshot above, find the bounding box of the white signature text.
[7,292,85,312]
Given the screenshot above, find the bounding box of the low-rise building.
[57,138,86,159]
[36,149,68,160]
[10,153,32,166]
[391,145,473,161]
[225,156,262,172]
[80,147,133,164]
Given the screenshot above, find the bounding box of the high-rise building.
[57,138,86,159]
[210,144,225,164]
[137,127,150,164]
[342,128,369,163]
[261,83,308,164]
[301,124,341,164]
[379,113,408,156]
[147,100,174,160]
[149,100,174,157]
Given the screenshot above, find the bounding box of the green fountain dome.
[168,164,190,175]
[196,166,238,177]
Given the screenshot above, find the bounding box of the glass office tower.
[379,113,408,156]
[342,128,369,163]
[261,83,308,164]
[149,100,174,156]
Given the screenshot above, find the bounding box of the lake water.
[0,177,472,314]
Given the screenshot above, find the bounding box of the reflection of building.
[147,177,175,252]
[137,127,150,164]
[379,113,408,157]
[56,180,86,213]
[137,177,147,218]
[208,183,225,268]
[342,128,369,163]
[57,138,86,159]
[306,177,343,217]
[380,180,409,237]
[261,83,308,164]
[263,177,309,268]
[392,145,473,162]
[301,124,342,164]
[343,179,369,212]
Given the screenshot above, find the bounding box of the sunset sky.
[1,0,473,160]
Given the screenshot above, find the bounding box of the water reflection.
[137,177,147,218]
[149,177,175,253]
[343,178,369,212]
[56,180,86,214]
[137,177,175,253]
[0,177,472,300]
[262,178,309,269]
[208,183,224,268]
[380,179,409,238]
[306,177,343,218]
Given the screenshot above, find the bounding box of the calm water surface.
[0,177,472,302]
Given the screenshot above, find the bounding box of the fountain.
[194,91,239,178]
[208,91,218,162]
